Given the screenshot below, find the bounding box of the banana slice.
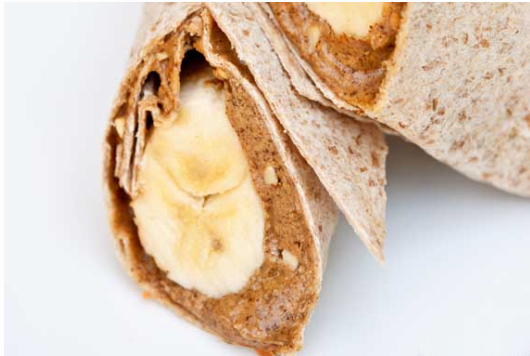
[132,68,265,298]
[306,2,384,38]
[147,71,248,197]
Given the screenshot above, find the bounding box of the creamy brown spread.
[106,16,319,353]
[269,2,405,106]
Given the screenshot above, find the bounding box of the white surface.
[5,3,530,356]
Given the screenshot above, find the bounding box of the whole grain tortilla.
[262,2,530,197]
[372,3,530,197]
[103,2,388,352]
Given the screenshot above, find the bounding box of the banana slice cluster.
[132,69,265,298]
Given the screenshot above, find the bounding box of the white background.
[5,3,530,356]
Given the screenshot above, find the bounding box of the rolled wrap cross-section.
[264,3,530,196]
[104,3,388,354]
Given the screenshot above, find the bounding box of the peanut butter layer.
[269,2,405,106]
[106,26,320,353]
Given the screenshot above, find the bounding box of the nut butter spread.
[269,2,405,106]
